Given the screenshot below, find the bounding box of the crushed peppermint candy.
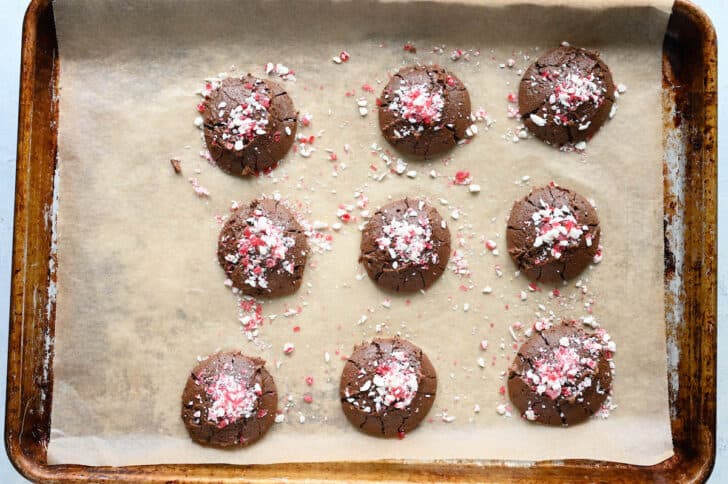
[551,71,606,111]
[531,200,587,261]
[264,62,296,81]
[211,79,271,152]
[525,327,614,401]
[238,296,264,340]
[450,250,470,277]
[593,244,603,264]
[532,67,608,127]
[388,81,445,137]
[376,207,438,268]
[529,113,547,127]
[533,316,555,332]
[453,170,472,185]
[496,403,512,417]
[204,372,260,429]
[189,178,210,198]
[226,208,296,290]
[299,112,313,127]
[345,350,419,413]
[302,220,333,254]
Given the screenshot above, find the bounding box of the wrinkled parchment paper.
[49,0,674,466]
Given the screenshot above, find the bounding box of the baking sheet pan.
[5,0,716,475]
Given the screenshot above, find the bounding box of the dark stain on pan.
[8,0,59,467]
[663,219,676,278]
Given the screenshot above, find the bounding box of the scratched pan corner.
[5,0,717,482]
[660,0,718,481]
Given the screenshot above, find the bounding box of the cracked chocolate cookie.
[378,65,471,157]
[508,320,615,426]
[506,185,600,283]
[360,198,450,293]
[203,75,298,175]
[519,46,615,146]
[181,351,278,447]
[340,337,437,438]
[218,198,308,298]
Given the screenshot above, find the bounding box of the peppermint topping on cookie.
[524,330,612,401]
[350,350,419,413]
[215,80,271,151]
[204,372,261,428]
[531,200,587,261]
[389,82,444,129]
[537,69,606,126]
[533,316,555,332]
[226,208,296,289]
[376,207,437,268]
[549,71,606,112]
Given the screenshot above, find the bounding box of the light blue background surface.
[0,1,723,481]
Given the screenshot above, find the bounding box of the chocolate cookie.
[508,321,614,426]
[218,198,308,297]
[506,185,600,283]
[360,198,450,293]
[181,351,278,447]
[203,75,297,175]
[378,65,471,157]
[340,338,437,438]
[519,46,615,145]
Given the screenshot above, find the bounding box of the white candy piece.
[529,114,547,127]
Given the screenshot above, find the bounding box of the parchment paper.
[49,0,674,466]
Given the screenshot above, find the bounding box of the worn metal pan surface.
[6,0,716,481]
